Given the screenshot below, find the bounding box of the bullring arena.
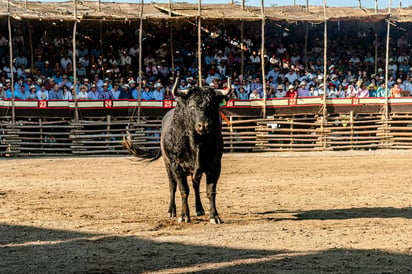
[1,0,412,272]
[1,150,411,273]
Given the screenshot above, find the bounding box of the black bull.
[123,79,231,224]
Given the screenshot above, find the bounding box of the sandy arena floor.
[1,150,411,273]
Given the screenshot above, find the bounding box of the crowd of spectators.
[0,20,411,102]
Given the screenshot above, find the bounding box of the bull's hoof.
[196,210,205,216]
[167,212,176,218]
[210,216,222,224]
[178,216,190,223]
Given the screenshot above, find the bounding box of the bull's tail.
[122,134,162,162]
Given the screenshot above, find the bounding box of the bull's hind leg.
[206,167,222,224]
[166,167,177,218]
[192,172,205,216]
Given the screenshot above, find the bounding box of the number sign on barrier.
[163,100,173,108]
[352,98,360,105]
[104,100,113,108]
[288,97,297,106]
[38,100,47,108]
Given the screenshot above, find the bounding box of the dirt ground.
[1,150,411,273]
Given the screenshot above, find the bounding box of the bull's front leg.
[206,168,222,224]
[192,172,205,216]
[173,167,190,223]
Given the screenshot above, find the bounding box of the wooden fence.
[3,110,412,156]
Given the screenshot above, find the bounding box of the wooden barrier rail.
[1,113,412,156]
[4,98,412,155]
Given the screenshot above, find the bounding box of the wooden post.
[374,32,378,74]
[7,1,15,124]
[106,115,111,143]
[322,0,328,120]
[73,0,79,124]
[137,0,144,125]
[230,115,233,152]
[384,0,392,121]
[304,23,309,70]
[169,0,175,74]
[99,21,104,77]
[261,0,266,118]
[240,1,245,76]
[39,118,43,152]
[240,20,244,76]
[350,111,354,150]
[28,22,34,70]
[197,0,202,86]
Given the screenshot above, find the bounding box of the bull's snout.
[196,121,210,135]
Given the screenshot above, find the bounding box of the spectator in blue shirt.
[153,83,164,100]
[112,83,121,100]
[49,83,63,100]
[141,86,154,100]
[101,83,113,99]
[16,84,29,100]
[236,86,249,100]
[36,84,49,100]
[87,85,102,100]
[119,84,133,99]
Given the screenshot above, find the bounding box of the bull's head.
[172,78,231,136]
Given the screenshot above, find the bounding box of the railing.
[2,97,412,156]
[2,96,412,110]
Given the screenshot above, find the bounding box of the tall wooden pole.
[7,0,15,123]
[374,32,378,74]
[261,0,266,118]
[197,0,202,86]
[384,0,392,120]
[304,0,309,70]
[304,23,309,70]
[137,0,144,124]
[240,0,245,76]
[322,0,328,119]
[73,0,79,124]
[169,0,175,74]
[28,22,34,70]
[240,20,244,76]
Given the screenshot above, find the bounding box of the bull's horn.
[172,77,189,97]
[215,77,231,96]
[171,77,179,96]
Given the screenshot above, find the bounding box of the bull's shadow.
[257,207,412,221]
[1,223,411,273]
